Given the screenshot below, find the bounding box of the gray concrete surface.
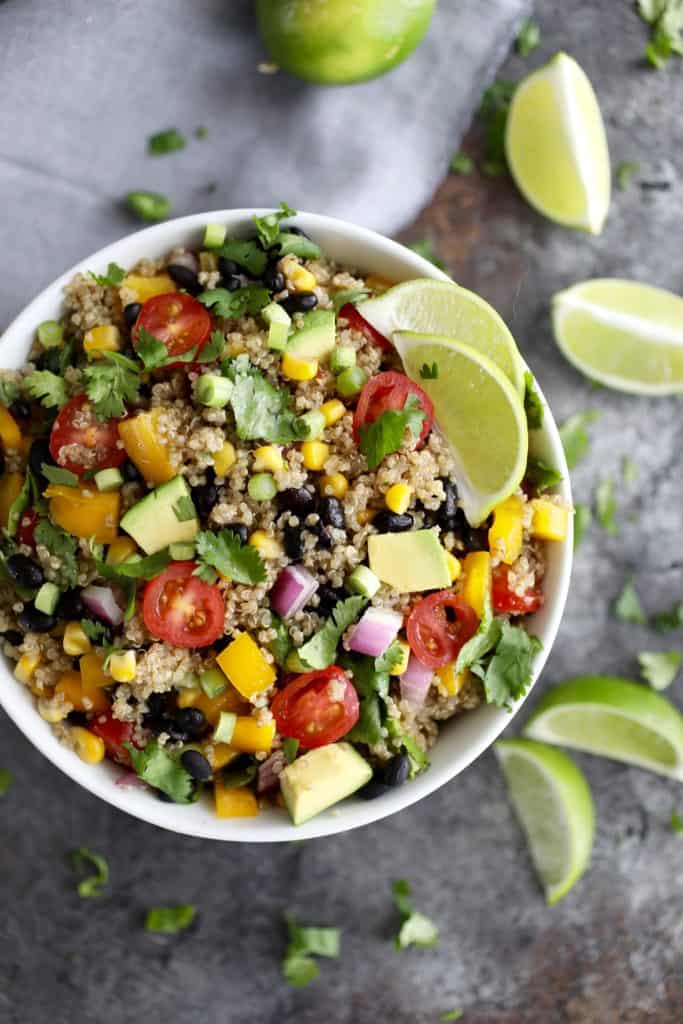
[2,3,683,1023]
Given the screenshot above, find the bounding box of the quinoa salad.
[0,205,569,825]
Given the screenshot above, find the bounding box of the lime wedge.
[495,738,595,904]
[553,278,683,395]
[505,52,610,234]
[524,676,683,780]
[358,279,525,395]
[393,331,528,525]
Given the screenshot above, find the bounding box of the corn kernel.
[252,445,284,473]
[436,664,468,697]
[213,441,237,477]
[216,634,276,699]
[38,697,69,723]
[63,622,93,657]
[319,473,348,499]
[444,550,461,583]
[248,530,283,559]
[391,640,411,676]
[301,440,330,471]
[214,780,259,818]
[230,716,276,753]
[281,352,318,381]
[177,686,202,709]
[106,536,138,566]
[83,324,121,358]
[321,399,345,426]
[488,495,524,565]
[291,266,317,292]
[109,650,137,683]
[71,726,106,764]
[14,651,41,684]
[531,499,570,542]
[0,406,22,452]
[461,551,491,618]
[385,483,412,515]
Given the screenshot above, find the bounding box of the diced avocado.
[169,542,196,560]
[280,742,373,826]
[287,309,336,361]
[94,467,124,492]
[34,582,60,615]
[262,302,291,351]
[213,711,236,744]
[120,475,199,555]
[368,529,450,593]
[330,345,356,375]
[346,565,381,598]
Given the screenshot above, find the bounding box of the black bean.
[358,778,391,801]
[67,711,88,726]
[218,257,239,278]
[57,588,85,621]
[372,511,414,533]
[204,466,216,485]
[310,521,331,548]
[157,790,176,803]
[262,263,285,293]
[192,483,218,522]
[277,487,315,516]
[6,554,44,590]
[123,302,142,329]
[29,438,53,481]
[318,496,345,530]
[167,263,201,296]
[463,526,490,552]
[283,524,305,561]
[122,459,142,483]
[180,749,212,782]
[281,292,318,315]
[286,226,309,238]
[229,523,249,546]
[147,693,171,718]
[437,479,459,526]
[382,753,410,788]
[10,399,31,420]
[2,630,23,647]
[315,584,347,617]
[36,348,63,374]
[173,707,207,738]
[0,446,5,478]
[17,606,56,633]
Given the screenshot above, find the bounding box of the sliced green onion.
[336,365,368,399]
[330,345,356,375]
[37,321,64,349]
[248,473,277,501]
[196,374,234,408]
[298,410,326,440]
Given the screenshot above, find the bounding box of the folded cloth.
[0,0,529,322]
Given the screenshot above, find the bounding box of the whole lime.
[256,0,436,85]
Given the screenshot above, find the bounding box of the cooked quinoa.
[0,207,568,825]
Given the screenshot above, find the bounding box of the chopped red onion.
[115,772,146,789]
[81,584,124,627]
[257,750,287,794]
[346,606,402,658]
[400,654,434,708]
[270,565,318,619]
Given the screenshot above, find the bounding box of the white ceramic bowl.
[0,210,572,842]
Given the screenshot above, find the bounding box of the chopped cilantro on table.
[215,238,268,277]
[477,79,516,177]
[297,595,367,670]
[573,503,592,550]
[671,810,683,835]
[148,128,186,155]
[516,16,540,56]
[282,913,340,988]
[359,394,426,470]
[616,160,640,191]
[419,362,439,380]
[595,478,618,535]
[391,880,440,950]
[253,201,297,248]
[559,411,599,469]
[440,1012,463,1022]
[41,464,79,488]
[83,351,140,419]
[126,740,194,804]
[282,737,300,763]
[638,0,683,68]
[613,577,647,625]
[638,650,681,690]
[221,355,307,444]
[523,372,543,430]
[173,495,197,523]
[194,529,266,585]
[198,285,270,320]
[23,370,68,409]
[622,455,639,485]
[409,239,445,269]
[652,602,683,632]
[145,904,196,934]
[34,519,79,589]
[88,262,126,288]
[0,768,12,796]
[195,125,208,140]
[450,151,473,175]
[69,847,109,898]
[126,190,170,223]
[526,456,562,492]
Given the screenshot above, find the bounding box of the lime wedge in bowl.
[524,676,683,780]
[553,278,683,395]
[357,278,525,395]
[495,738,594,904]
[505,52,610,234]
[393,331,528,525]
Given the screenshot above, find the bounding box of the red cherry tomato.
[49,394,125,478]
[17,508,39,550]
[89,709,142,767]
[142,562,225,649]
[339,303,392,351]
[132,292,211,360]
[352,371,434,445]
[406,590,479,669]
[271,666,359,749]
[492,564,543,615]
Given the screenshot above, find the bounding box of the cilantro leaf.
[0,373,21,407]
[215,239,268,277]
[419,362,439,380]
[616,160,640,190]
[23,370,68,409]
[341,652,390,746]
[455,595,501,676]
[145,905,196,933]
[283,737,299,763]
[282,913,340,988]
[613,577,647,625]
[83,351,140,419]
[671,810,683,835]
[253,201,297,249]
[622,455,639,484]
[391,880,439,950]
[268,614,292,669]
[88,262,126,287]
[0,768,12,796]
[409,239,445,269]
[148,128,186,155]
[638,650,681,690]
[38,338,76,378]
[110,549,173,579]
[34,519,79,588]
[559,410,599,469]
[516,16,540,55]
[173,495,197,523]
[69,847,109,898]
[523,372,544,430]
[134,327,197,371]
[359,393,427,470]
[194,529,266,585]
[196,330,226,364]
[450,151,473,175]
[126,740,194,803]
[298,595,367,670]
[526,456,562,492]
[6,471,31,538]
[652,602,683,632]
[573,503,592,550]
[332,287,370,312]
[80,618,107,643]
[221,761,258,789]
[41,464,79,488]
[222,355,306,443]
[375,639,405,674]
[638,0,683,68]
[595,478,618,535]
[198,285,270,320]
[478,80,516,177]
[385,718,430,776]
[440,1013,463,1022]
[472,622,541,709]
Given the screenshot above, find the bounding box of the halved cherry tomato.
[17,508,39,551]
[49,394,125,477]
[353,371,434,445]
[492,564,543,615]
[339,303,392,352]
[406,590,479,669]
[271,666,359,749]
[90,709,142,767]
[142,562,225,649]
[132,292,211,360]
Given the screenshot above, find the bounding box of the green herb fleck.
[282,913,340,987]
[148,128,186,155]
[332,287,370,312]
[652,602,683,632]
[41,464,79,488]
[638,0,683,69]
[126,740,194,804]
[34,519,79,589]
[283,738,300,764]
[638,650,681,690]
[0,768,12,796]
[613,577,647,625]
[559,410,599,469]
[126,191,171,223]
[516,16,541,56]
[523,372,543,430]
[253,201,297,249]
[391,880,439,950]
[195,125,208,140]
[83,351,140,419]
[526,456,562,492]
[221,355,307,443]
[450,151,474,175]
[196,330,226,364]
[215,239,268,277]
[622,455,639,484]
[359,393,427,470]
[268,614,292,669]
[616,160,640,190]
[145,904,196,934]
[0,373,21,407]
[298,595,367,670]
[478,80,516,177]
[80,619,107,643]
[194,529,266,586]
[419,362,439,380]
[573,503,592,550]
[23,370,68,409]
[199,285,270,320]
[595,478,618,535]
[671,810,683,835]
[409,239,445,269]
[88,262,126,288]
[69,847,109,898]
[440,1013,463,1022]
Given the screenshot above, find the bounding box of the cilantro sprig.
[69,847,109,898]
[145,905,196,933]
[638,650,681,690]
[297,595,367,670]
[523,372,543,430]
[34,519,79,588]
[359,394,427,470]
[638,0,683,68]
[194,529,266,585]
[391,880,439,950]
[222,355,307,443]
[83,351,141,419]
[198,285,270,321]
[282,913,340,987]
[88,262,126,288]
[253,201,297,249]
[126,740,194,803]
[23,370,68,409]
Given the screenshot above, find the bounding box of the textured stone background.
[2,3,683,1023]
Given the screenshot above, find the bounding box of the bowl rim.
[0,208,573,842]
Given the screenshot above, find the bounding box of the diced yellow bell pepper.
[63,622,93,656]
[216,633,277,699]
[83,324,121,358]
[488,495,523,565]
[56,669,109,713]
[118,409,176,485]
[0,472,24,529]
[229,716,276,753]
[179,686,246,724]
[46,485,120,544]
[461,551,491,618]
[106,536,138,566]
[214,781,259,818]
[444,551,461,583]
[531,499,570,542]
[121,273,176,304]
[436,663,468,697]
[213,441,236,477]
[71,727,106,764]
[0,405,22,452]
[79,653,110,689]
[203,741,239,771]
